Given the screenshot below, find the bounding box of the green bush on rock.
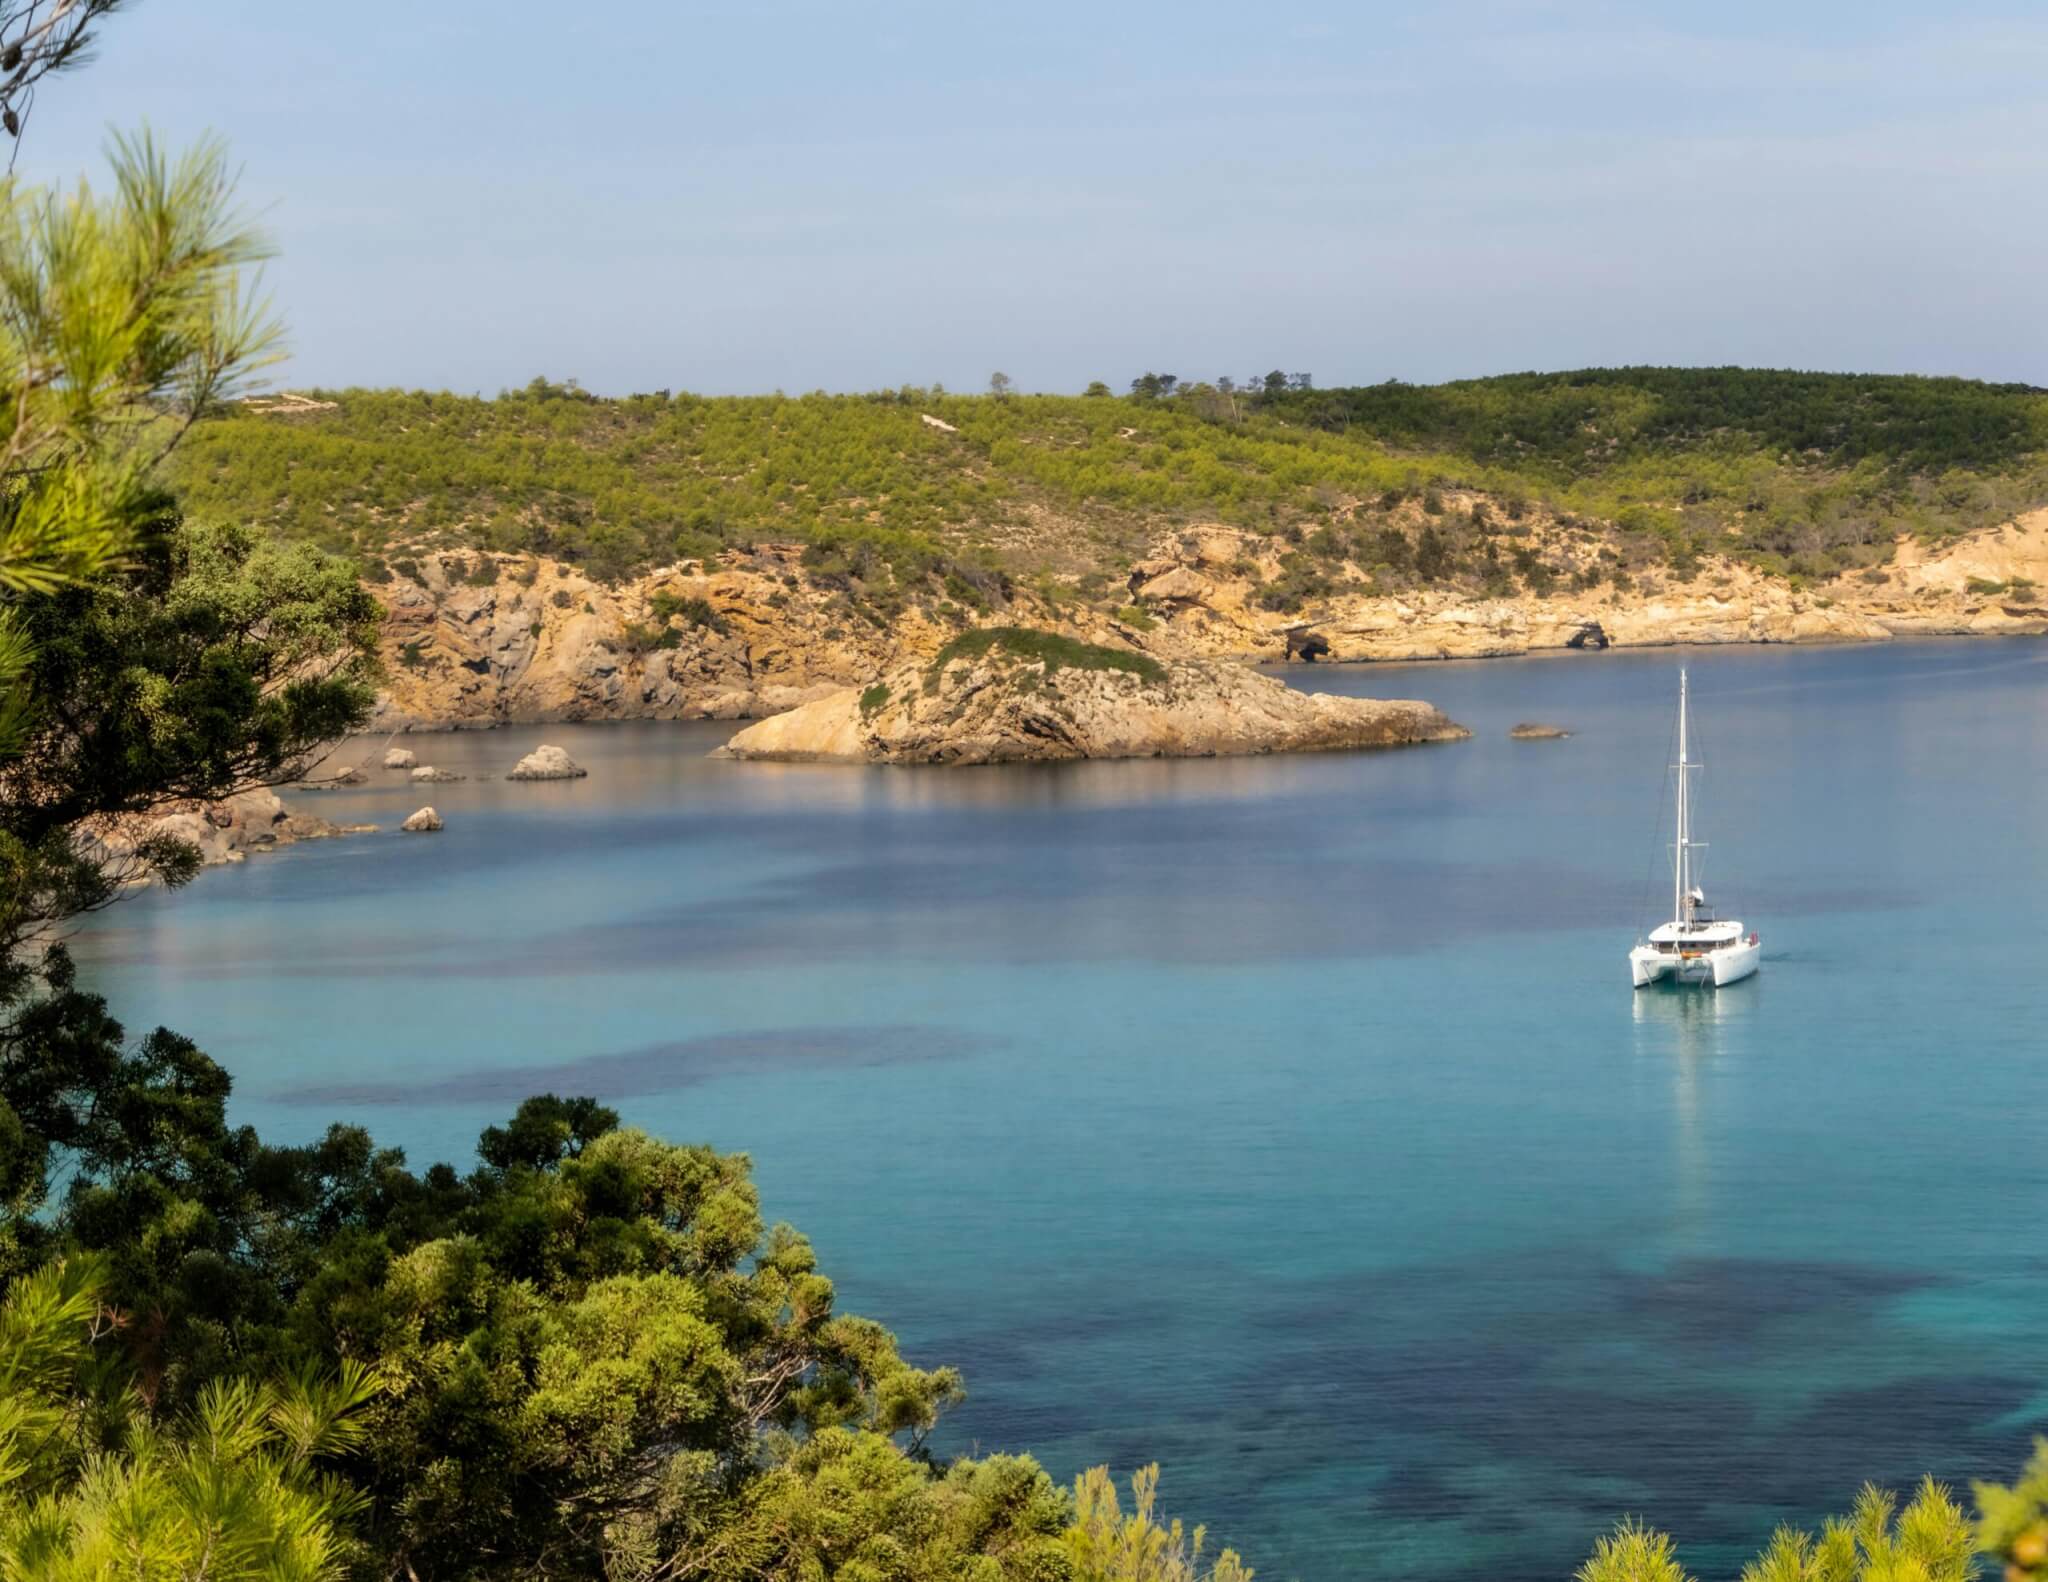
[929,627,1165,685]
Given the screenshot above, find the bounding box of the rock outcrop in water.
[84,789,375,879]
[402,806,444,833]
[715,630,1467,766]
[507,744,587,780]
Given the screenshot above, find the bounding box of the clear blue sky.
[26,1,2048,395]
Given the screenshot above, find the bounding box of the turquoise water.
[70,639,2048,1580]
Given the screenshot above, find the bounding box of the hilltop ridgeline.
[183,369,2048,589]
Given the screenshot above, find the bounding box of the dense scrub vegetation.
[930,626,1167,684]
[173,370,2048,595]
[1270,367,2048,473]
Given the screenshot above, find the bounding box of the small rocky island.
[715,628,1467,766]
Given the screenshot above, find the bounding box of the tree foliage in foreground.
[0,1257,377,1581]
[0,132,283,759]
[0,511,377,963]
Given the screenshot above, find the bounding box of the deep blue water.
[70,639,2048,1580]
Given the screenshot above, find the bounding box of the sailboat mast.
[1675,669,1690,928]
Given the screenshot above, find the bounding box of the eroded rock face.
[715,643,1467,766]
[402,806,444,832]
[366,547,936,731]
[1110,508,2048,663]
[507,744,587,780]
[360,508,2048,730]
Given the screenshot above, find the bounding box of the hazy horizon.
[26,1,2048,396]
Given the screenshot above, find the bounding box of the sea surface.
[70,639,2048,1580]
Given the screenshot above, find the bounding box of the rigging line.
[1635,675,1681,936]
[1689,675,1746,919]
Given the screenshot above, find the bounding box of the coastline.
[362,506,2048,731]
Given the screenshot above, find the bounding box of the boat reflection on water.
[1631,976,1752,1046]
[1632,981,1756,1244]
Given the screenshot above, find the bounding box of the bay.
[70,638,2048,1580]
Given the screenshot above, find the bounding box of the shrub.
[1413,525,1455,581]
[944,571,990,611]
[859,682,891,716]
[1115,603,1157,631]
[1255,555,1336,613]
[619,621,679,655]
[929,626,1164,684]
[651,591,723,630]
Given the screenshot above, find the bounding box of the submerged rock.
[507,744,588,780]
[714,629,1467,766]
[402,806,444,833]
[299,763,368,788]
[382,746,417,770]
[1509,722,1572,739]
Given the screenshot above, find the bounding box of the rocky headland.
[714,629,1467,766]
[360,505,2048,732]
[83,789,376,881]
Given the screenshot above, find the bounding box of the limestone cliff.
[363,508,2048,729]
[1109,503,2048,662]
[714,634,1467,766]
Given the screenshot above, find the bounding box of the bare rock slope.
[716,630,1467,766]
[362,508,2048,731]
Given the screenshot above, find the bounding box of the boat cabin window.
[1654,936,1737,953]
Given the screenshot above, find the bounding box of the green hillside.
[173,369,2048,595]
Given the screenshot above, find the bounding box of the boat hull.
[1630,939,1761,989]
[1709,939,1761,986]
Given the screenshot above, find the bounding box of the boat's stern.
[1630,944,1671,988]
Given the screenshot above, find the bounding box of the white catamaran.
[1629,670,1761,989]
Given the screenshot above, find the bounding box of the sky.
[23,0,2048,395]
